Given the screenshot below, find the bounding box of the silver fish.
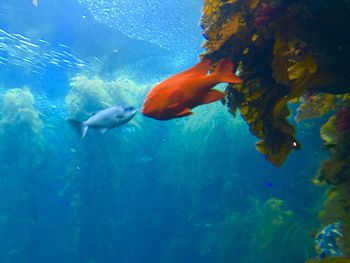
[68,105,137,139]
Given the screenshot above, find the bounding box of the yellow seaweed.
[320,116,337,147]
[306,258,350,263]
[66,75,146,120]
[296,94,336,122]
[0,87,44,134]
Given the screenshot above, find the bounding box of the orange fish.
[142,59,242,120]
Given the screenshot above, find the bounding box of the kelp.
[63,74,149,262]
[318,184,350,255]
[248,198,314,262]
[316,108,350,185]
[202,0,242,52]
[227,76,300,166]
[0,87,44,134]
[200,0,350,166]
[66,75,143,120]
[296,94,336,122]
[214,211,250,262]
[306,258,350,263]
[320,116,337,149]
[200,3,350,259]
[314,105,350,257]
[0,87,46,165]
[0,87,48,261]
[252,198,293,250]
[192,196,313,263]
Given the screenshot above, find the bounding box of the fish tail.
[214,59,242,84]
[68,119,89,139]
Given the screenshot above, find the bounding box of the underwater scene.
[0,0,349,262]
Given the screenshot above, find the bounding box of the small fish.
[142,59,242,120]
[68,105,137,139]
[32,0,38,7]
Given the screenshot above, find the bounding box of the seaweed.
[248,198,314,262]
[200,0,350,166]
[0,87,49,261]
[296,94,336,122]
[306,258,350,263]
[314,105,350,257]
[65,75,145,119]
[62,74,149,262]
[0,87,46,165]
[1,87,44,134]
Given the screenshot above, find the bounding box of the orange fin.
[174,108,193,118]
[214,59,242,84]
[198,90,226,105]
[175,59,212,78]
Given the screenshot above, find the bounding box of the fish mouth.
[141,105,151,116]
[142,104,168,120]
[142,107,158,119]
[142,109,171,120]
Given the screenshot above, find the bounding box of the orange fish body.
[142,59,242,120]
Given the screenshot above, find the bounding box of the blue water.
[0,0,326,262]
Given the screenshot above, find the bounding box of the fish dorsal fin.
[165,60,212,83]
[180,59,212,76]
[166,89,183,109]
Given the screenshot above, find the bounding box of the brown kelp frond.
[200,0,350,166]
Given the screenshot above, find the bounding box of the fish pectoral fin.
[100,128,109,134]
[174,108,193,118]
[198,90,226,105]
